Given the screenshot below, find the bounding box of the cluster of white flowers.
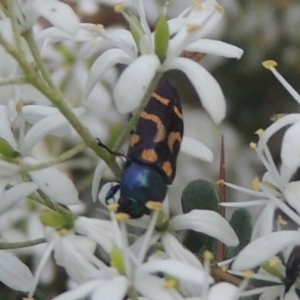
[220,60,300,299]
[1,0,298,299]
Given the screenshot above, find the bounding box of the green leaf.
[182,179,220,213]
[182,179,220,252]
[154,14,169,62]
[227,208,252,259]
[0,137,19,158]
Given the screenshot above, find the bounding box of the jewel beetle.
[105,79,184,218]
[285,245,300,294]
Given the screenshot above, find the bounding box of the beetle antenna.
[96,138,127,159]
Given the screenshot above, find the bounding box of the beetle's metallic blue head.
[106,162,167,218]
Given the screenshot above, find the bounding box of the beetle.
[285,245,300,294]
[105,79,184,218]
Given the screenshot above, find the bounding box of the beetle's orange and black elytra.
[105,79,184,218]
[127,79,184,184]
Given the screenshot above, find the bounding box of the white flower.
[0,1,80,104]
[49,211,214,300]
[84,0,243,123]
[0,104,82,211]
[221,62,300,239]
[230,257,298,300]
[232,231,300,271]
[28,216,116,298]
[129,208,238,297]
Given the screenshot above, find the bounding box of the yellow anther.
[164,279,177,289]
[16,101,24,114]
[249,142,257,149]
[216,179,225,185]
[215,4,224,14]
[146,201,163,211]
[114,3,126,13]
[243,270,255,279]
[193,0,203,9]
[262,60,278,70]
[58,228,69,236]
[221,265,229,272]
[252,177,261,191]
[203,250,214,261]
[91,24,104,32]
[278,215,288,225]
[255,129,264,137]
[187,24,201,33]
[115,212,130,221]
[269,256,282,267]
[270,113,286,122]
[107,203,119,212]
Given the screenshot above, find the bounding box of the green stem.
[24,141,87,172]
[23,30,60,92]
[113,73,163,151]
[29,191,75,222]
[128,286,138,300]
[7,0,23,51]
[0,77,26,86]
[0,238,46,250]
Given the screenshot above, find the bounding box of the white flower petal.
[0,182,38,214]
[161,233,203,269]
[281,121,300,182]
[55,238,98,283]
[259,285,282,300]
[84,49,133,100]
[24,157,80,205]
[284,181,300,216]
[91,276,128,300]
[75,217,114,253]
[0,250,34,292]
[0,105,18,150]
[18,84,52,106]
[25,1,79,34]
[138,259,208,284]
[0,160,20,177]
[220,200,268,208]
[166,57,226,124]
[37,26,93,45]
[114,54,160,114]
[251,202,275,240]
[181,136,213,162]
[170,210,239,246]
[232,231,300,270]
[161,233,204,297]
[22,107,85,154]
[52,279,102,300]
[135,275,183,300]
[185,39,243,59]
[21,105,59,125]
[92,161,108,202]
[207,282,239,300]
